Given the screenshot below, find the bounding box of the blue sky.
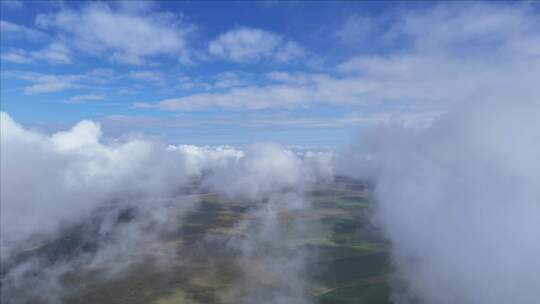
[1,1,539,147]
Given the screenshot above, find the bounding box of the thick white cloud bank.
[0,112,334,303]
[341,99,540,304]
[1,111,332,248]
[1,112,191,248]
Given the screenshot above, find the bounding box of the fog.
[341,99,540,303]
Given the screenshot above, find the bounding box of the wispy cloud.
[4,72,83,94]
[134,73,377,110]
[1,41,72,64]
[128,71,164,85]
[208,27,305,63]
[65,94,106,104]
[0,19,49,42]
[3,70,116,94]
[35,3,196,65]
[334,14,375,45]
[2,68,167,95]
[0,50,34,64]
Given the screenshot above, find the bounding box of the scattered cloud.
[1,50,34,64]
[35,3,196,65]
[212,71,255,89]
[0,19,49,42]
[65,94,106,104]
[1,41,72,65]
[208,27,305,63]
[128,71,164,85]
[392,2,540,56]
[334,15,374,45]
[35,41,72,64]
[12,73,82,94]
[135,73,378,110]
[2,68,170,95]
[3,70,116,94]
[139,3,539,113]
[25,79,80,94]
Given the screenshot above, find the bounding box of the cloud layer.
[0,112,333,303]
[341,96,540,304]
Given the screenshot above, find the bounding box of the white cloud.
[274,40,306,62]
[394,2,540,56]
[35,41,72,63]
[135,72,379,110]
[341,99,540,304]
[1,42,71,65]
[66,94,106,104]
[4,71,82,94]
[213,71,253,89]
[0,19,49,42]
[0,113,208,302]
[26,81,78,94]
[128,70,164,85]
[208,27,305,63]
[139,3,540,114]
[335,3,540,106]
[1,112,333,303]
[246,110,443,129]
[3,69,121,94]
[0,50,34,64]
[335,15,374,45]
[35,3,195,65]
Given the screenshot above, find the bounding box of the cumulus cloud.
[0,113,235,303]
[330,5,540,303]
[140,2,540,118]
[1,112,333,303]
[208,27,305,63]
[201,143,332,304]
[35,3,195,65]
[1,112,188,246]
[341,98,540,304]
[392,2,540,55]
[333,5,540,301]
[336,3,540,106]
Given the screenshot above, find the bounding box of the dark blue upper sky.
[1,0,538,147]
